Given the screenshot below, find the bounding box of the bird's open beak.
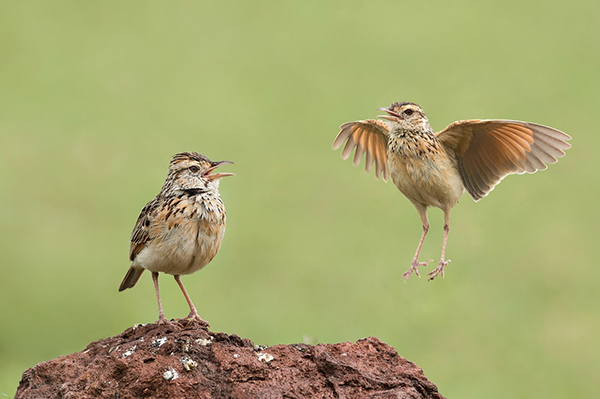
[204,160,235,181]
[377,107,403,121]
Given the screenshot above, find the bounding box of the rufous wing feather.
[436,119,571,200]
[333,119,390,181]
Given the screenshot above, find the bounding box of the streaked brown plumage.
[333,102,571,281]
[119,152,234,325]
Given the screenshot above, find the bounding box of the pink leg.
[174,275,209,327]
[428,211,452,281]
[152,272,171,325]
[403,206,434,281]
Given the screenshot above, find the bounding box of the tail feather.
[119,267,145,291]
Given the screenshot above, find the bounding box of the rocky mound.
[16,321,445,398]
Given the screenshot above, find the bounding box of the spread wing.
[129,198,161,261]
[332,119,390,181]
[436,119,571,201]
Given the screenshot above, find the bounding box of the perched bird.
[333,102,571,281]
[119,152,234,325]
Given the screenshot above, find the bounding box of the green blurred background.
[1,1,598,397]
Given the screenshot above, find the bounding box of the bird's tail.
[119,267,145,291]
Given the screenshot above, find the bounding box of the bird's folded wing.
[333,119,390,181]
[436,119,571,201]
[129,198,160,261]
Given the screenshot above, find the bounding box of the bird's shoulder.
[129,196,163,261]
[434,119,485,155]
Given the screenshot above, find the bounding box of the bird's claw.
[177,312,210,328]
[403,259,434,282]
[428,259,451,281]
[156,316,177,327]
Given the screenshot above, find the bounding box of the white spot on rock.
[181,357,198,372]
[196,337,213,346]
[163,367,179,381]
[120,345,136,358]
[256,352,274,363]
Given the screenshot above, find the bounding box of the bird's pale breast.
[388,136,464,211]
[133,195,226,276]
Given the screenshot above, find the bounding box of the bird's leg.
[428,211,451,281]
[152,272,171,325]
[403,206,434,281]
[174,275,209,327]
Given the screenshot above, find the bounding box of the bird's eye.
[189,166,200,173]
[404,109,414,116]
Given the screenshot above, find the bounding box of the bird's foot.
[156,315,177,327]
[403,258,434,282]
[178,311,210,328]
[428,259,451,281]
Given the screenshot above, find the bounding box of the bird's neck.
[159,183,217,199]
[390,125,436,141]
[178,187,211,196]
[388,127,440,160]
[159,175,221,198]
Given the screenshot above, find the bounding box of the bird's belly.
[134,218,225,276]
[389,154,464,210]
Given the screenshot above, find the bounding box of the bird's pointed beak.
[204,160,235,180]
[377,107,402,121]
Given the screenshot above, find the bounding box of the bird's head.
[166,152,234,193]
[378,102,431,132]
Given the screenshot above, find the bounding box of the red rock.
[15,321,445,398]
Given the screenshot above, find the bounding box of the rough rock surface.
[16,321,445,398]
